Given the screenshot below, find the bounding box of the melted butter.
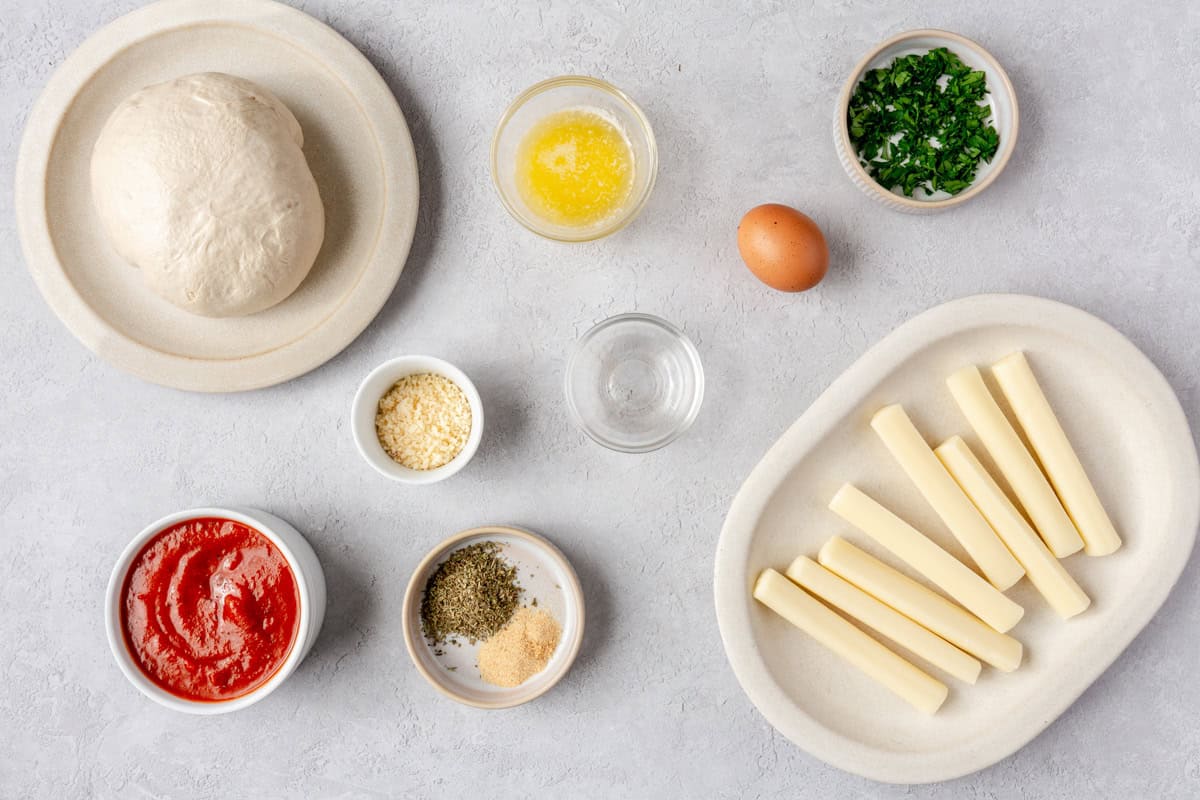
[516,108,635,228]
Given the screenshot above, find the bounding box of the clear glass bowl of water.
[565,313,704,453]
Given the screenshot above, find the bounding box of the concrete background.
[2,0,1198,797]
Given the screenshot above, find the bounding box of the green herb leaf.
[846,47,1000,197]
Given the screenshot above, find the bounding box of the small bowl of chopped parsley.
[834,29,1018,212]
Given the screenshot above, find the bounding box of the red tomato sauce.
[121,517,300,701]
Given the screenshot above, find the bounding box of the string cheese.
[871,404,1024,589]
[991,352,1122,556]
[936,436,1091,618]
[946,365,1085,558]
[752,568,949,714]
[829,484,1024,632]
[786,555,982,684]
[818,537,1023,672]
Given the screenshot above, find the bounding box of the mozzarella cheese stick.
[936,436,1091,618]
[871,404,1024,589]
[753,568,949,714]
[818,537,1023,672]
[829,484,1024,632]
[786,555,982,684]
[946,365,1085,557]
[991,352,1122,556]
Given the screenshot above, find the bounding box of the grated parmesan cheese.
[375,373,472,470]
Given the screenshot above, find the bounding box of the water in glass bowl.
[565,313,703,453]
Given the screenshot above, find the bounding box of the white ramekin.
[351,355,485,485]
[833,29,1019,213]
[104,507,327,714]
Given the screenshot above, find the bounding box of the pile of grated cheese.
[375,373,472,470]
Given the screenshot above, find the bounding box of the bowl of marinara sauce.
[105,507,327,713]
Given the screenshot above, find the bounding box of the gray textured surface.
[2,0,1199,797]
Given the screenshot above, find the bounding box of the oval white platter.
[714,294,1199,784]
[15,0,419,392]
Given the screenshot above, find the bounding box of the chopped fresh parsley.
[847,47,1000,197]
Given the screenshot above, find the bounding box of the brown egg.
[736,204,829,292]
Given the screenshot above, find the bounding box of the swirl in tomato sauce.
[121,517,300,701]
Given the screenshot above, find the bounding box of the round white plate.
[402,526,585,709]
[714,294,1199,783]
[15,0,419,392]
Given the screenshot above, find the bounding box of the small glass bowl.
[565,313,704,453]
[491,76,658,242]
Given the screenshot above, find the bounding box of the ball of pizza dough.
[90,72,324,318]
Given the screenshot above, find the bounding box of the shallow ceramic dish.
[105,506,327,714]
[14,0,419,392]
[402,525,585,709]
[351,355,484,485]
[833,29,1018,213]
[714,294,1199,783]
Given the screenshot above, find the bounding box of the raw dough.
[90,73,324,317]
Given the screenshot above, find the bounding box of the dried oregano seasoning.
[420,541,520,645]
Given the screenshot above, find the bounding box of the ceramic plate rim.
[13,0,419,392]
[713,293,1200,783]
[401,525,586,709]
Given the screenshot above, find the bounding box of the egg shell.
[736,204,829,292]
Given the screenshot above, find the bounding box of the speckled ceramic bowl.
[834,29,1019,213]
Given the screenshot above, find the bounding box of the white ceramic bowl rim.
[104,506,315,714]
[489,74,659,243]
[351,355,485,484]
[835,28,1020,209]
